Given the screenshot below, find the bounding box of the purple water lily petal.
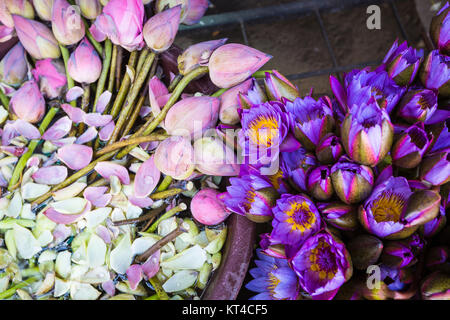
[57,144,93,170]
[94,161,130,185]
[75,126,98,144]
[32,166,68,185]
[42,116,72,141]
[65,86,84,102]
[95,91,112,113]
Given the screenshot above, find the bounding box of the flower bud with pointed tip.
[420,50,450,97]
[32,58,67,99]
[316,133,344,164]
[330,157,373,204]
[155,0,188,21]
[430,2,450,55]
[380,241,418,268]
[165,95,219,137]
[0,43,27,87]
[341,98,394,166]
[219,79,252,125]
[421,204,447,238]
[178,39,227,76]
[307,165,334,201]
[396,88,437,123]
[318,202,358,231]
[183,0,208,25]
[264,70,299,102]
[191,188,231,226]
[143,5,181,53]
[153,135,195,180]
[67,38,102,84]
[426,246,450,272]
[209,43,272,89]
[402,189,441,228]
[33,0,54,21]
[12,15,60,59]
[5,0,35,20]
[347,235,383,271]
[193,136,240,177]
[0,0,13,28]
[238,78,267,109]
[75,0,101,19]
[421,271,450,300]
[51,0,85,45]
[419,152,450,186]
[392,122,431,169]
[9,80,45,123]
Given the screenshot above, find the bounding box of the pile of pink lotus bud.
[0,0,274,300]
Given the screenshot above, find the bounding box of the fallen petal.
[76,127,98,144]
[32,166,68,185]
[84,113,113,127]
[95,91,112,114]
[57,144,93,170]
[134,156,160,198]
[94,162,130,185]
[126,264,143,290]
[65,86,84,102]
[98,121,115,141]
[42,116,72,141]
[61,103,86,123]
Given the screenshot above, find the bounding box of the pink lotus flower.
[33,0,54,21]
[67,38,102,84]
[209,43,272,88]
[191,188,231,225]
[143,5,181,53]
[75,0,101,20]
[9,80,45,123]
[32,58,67,99]
[90,0,144,51]
[154,135,195,180]
[0,42,28,87]
[51,0,85,45]
[12,14,60,59]
[164,96,220,137]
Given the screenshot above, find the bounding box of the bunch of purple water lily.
[220,4,450,300]
[0,0,284,300]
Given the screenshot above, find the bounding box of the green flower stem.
[168,74,183,92]
[135,48,149,76]
[8,107,59,191]
[211,88,227,97]
[95,134,169,157]
[59,45,76,107]
[21,267,40,278]
[145,203,187,233]
[93,40,112,111]
[149,187,185,200]
[107,45,118,94]
[148,277,169,300]
[144,294,160,300]
[119,94,145,138]
[108,51,138,118]
[252,70,273,78]
[83,21,103,56]
[32,151,116,206]
[116,66,209,159]
[108,52,156,144]
[0,89,9,110]
[115,47,123,90]
[0,276,40,300]
[156,175,173,192]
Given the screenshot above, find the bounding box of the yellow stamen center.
[309,241,337,280]
[248,115,280,147]
[243,187,256,211]
[285,201,316,233]
[371,191,406,223]
[268,169,284,190]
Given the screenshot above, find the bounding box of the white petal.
[21,182,51,201]
[162,270,198,293]
[109,234,133,274]
[50,198,87,214]
[160,245,206,270]
[70,282,101,300]
[13,224,41,259]
[87,234,106,268]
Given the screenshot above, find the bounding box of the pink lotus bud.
[191,188,231,225]
[193,136,240,176]
[67,38,102,84]
[165,96,219,137]
[90,0,144,51]
[155,0,188,19]
[219,79,253,125]
[209,43,272,88]
[9,80,45,123]
[33,0,54,21]
[0,0,13,28]
[75,0,101,19]
[51,0,85,45]
[0,42,28,87]
[12,14,60,59]
[5,0,35,20]
[183,0,208,25]
[178,39,227,76]
[154,135,195,180]
[32,58,67,99]
[143,5,181,53]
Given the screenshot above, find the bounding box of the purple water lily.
[239,101,290,167]
[246,249,299,300]
[392,122,431,169]
[280,147,317,192]
[420,50,450,96]
[271,194,322,248]
[359,176,413,238]
[291,231,352,300]
[396,88,437,123]
[284,96,334,151]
